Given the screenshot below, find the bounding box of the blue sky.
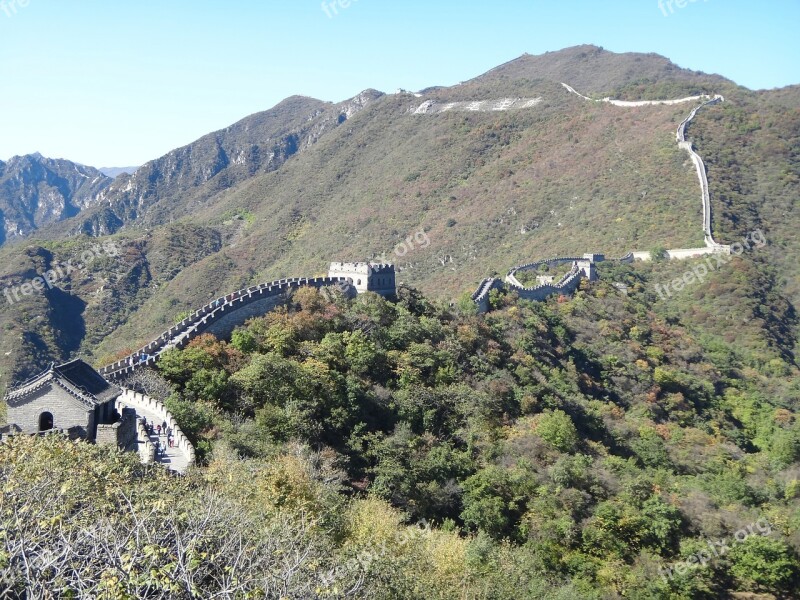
[1,0,797,167]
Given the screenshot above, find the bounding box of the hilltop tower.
[328,262,396,297]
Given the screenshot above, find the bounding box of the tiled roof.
[4,359,118,408]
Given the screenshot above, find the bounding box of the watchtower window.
[39,412,54,432]
[357,279,362,286]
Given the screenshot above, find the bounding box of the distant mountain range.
[0,158,138,245]
[99,166,139,178]
[0,44,798,391]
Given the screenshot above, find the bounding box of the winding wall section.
[676,95,726,247]
[473,84,730,312]
[100,277,352,381]
[117,388,194,473]
[561,82,726,250]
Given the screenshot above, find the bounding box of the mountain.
[0,154,112,246]
[98,166,139,178]
[0,45,798,393]
[64,90,384,239]
[469,44,731,98]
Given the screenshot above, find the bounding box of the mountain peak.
[465,45,732,96]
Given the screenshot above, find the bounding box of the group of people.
[128,353,153,367]
[141,418,176,459]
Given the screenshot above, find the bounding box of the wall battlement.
[101,264,396,381]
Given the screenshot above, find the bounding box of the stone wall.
[101,276,353,381]
[509,266,583,302]
[471,277,504,313]
[136,418,155,464]
[202,295,285,340]
[117,389,195,468]
[7,383,93,438]
[675,95,727,249]
[475,253,629,313]
[96,407,137,451]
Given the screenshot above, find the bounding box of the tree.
[460,467,526,539]
[535,409,579,453]
[649,245,668,262]
[157,346,216,387]
[728,535,799,594]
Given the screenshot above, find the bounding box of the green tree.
[185,367,229,404]
[461,467,526,539]
[536,409,579,453]
[728,535,799,594]
[649,245,668,262]
[158,346,216,386]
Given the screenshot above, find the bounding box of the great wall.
[100,276,355,381]
[88,268,400,472]
[3,84,730,473]
[472,84,729,312]
[113,82,729,469]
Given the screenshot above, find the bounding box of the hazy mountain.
[99,166,139,178]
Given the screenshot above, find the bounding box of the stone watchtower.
[1,359,134,447]
[576,253,604,282]
[328,262,396,297]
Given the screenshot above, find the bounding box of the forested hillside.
[5,262,800,598]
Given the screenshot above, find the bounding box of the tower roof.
[4,359,118,408]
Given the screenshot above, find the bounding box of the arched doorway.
[39,412,54,431]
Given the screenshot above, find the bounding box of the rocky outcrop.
[75,91,385,238]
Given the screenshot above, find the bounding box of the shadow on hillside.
[47,287,87,356]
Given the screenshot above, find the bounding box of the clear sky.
[1,0,797,167]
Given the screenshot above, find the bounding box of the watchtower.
[328,262,396,297]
